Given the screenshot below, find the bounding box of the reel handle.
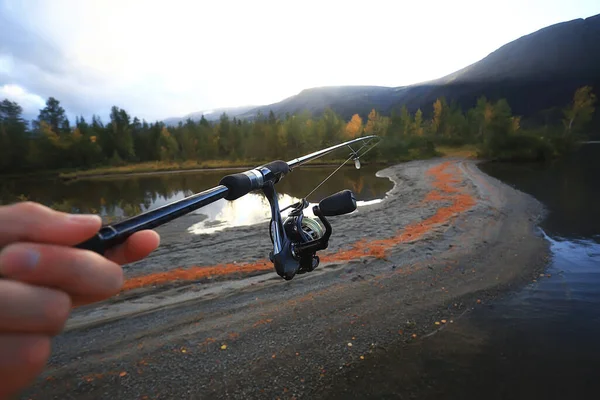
[318,190,357,216]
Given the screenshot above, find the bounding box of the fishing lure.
[77,135,379,280]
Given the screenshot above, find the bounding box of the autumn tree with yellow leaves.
[345,114,363,138]
[563,86,597,135]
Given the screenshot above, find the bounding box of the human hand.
[0,202,160,399]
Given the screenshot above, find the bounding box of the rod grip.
[318,190,357,216]
[219,173,252,200]
[262,160,290,177]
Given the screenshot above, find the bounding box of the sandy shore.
[22,158,549,399]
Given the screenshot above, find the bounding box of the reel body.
[265,186,357,280]
[283,205,325,274]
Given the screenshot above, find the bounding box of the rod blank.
[76,185,229,255]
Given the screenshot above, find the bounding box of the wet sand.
[22,158,549,399]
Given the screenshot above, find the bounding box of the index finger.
[0,202,101,247]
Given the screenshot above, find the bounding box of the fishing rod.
[76,135,380,280]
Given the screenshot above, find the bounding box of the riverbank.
[1,145,476,182]
[57,160,280,180]
[0,159,353,182]
[21,158,549,399]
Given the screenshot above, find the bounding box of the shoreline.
[1,161,379,182]
[62,162,385,181]
[22,158,549,399]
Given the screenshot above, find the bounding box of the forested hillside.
[0,86,595,175]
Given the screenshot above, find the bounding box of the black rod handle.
[76,185,229,255]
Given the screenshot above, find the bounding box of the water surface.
[326,144,600,399]
[0,165,393,234]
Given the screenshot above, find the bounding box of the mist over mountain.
[166,14,600,126]
[163,105,257,126]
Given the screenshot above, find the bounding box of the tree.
[468,97,493,141]
[365,109,386,136]
[317,108,344,147]
[432,99,443,135]
[217,113,233,157]
[478,99,515,157]
[36,97,67,135]
[399,105,412,136]
[563,86,597,136]
[109,106,135,161]
[414,109,424,136]
[0,99,28,171]
[345,114,363,139]
[158,126,178,161]
[444,103,467,141]
[34,120,66,169]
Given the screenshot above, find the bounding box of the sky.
[0,0,598,122]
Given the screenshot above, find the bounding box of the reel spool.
[282,214,323,274]
[283,215,325,242]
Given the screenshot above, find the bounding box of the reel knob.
[318,190,357,216]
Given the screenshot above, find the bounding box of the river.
[0,165,392,234]
[325,144,600,399]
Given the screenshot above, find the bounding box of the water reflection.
[188,193,297,235]
[187,193,383,234]
[481,145,600,302]
[480,145,600,240]
[339,145,600,399]
[466,144,600,397]
[0,166,392,232]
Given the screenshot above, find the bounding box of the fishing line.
[302,153,356,201]
[302,138,379,201]
[278,138,380,212]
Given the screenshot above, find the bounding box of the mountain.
[405,13,600,120]
[163,105,257,126]
[166,13,600,124]
[242,13,600,122]
[440,14,600,83]
[240,86,397,119]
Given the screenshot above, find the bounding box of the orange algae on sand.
[322,161,475,262]
[121,260,272,291]
[121,161,475,292]
[423,190,448,202]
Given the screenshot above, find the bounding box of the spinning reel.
[75,135,378,282]
[264,183,357,280]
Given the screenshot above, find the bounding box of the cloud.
[0,83,45,118]
[0,6,107,119]
[0,11,66,75]
[1,0,598,122]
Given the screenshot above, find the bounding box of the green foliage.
[563,86,597,136]
[158,127,178,161]
[0,99,28,171]
[35,97,67,135]
[0,87,596,175]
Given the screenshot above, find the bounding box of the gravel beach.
[22,158,549,400]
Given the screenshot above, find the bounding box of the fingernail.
[0,247,40,276]
[68,214,102,224]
